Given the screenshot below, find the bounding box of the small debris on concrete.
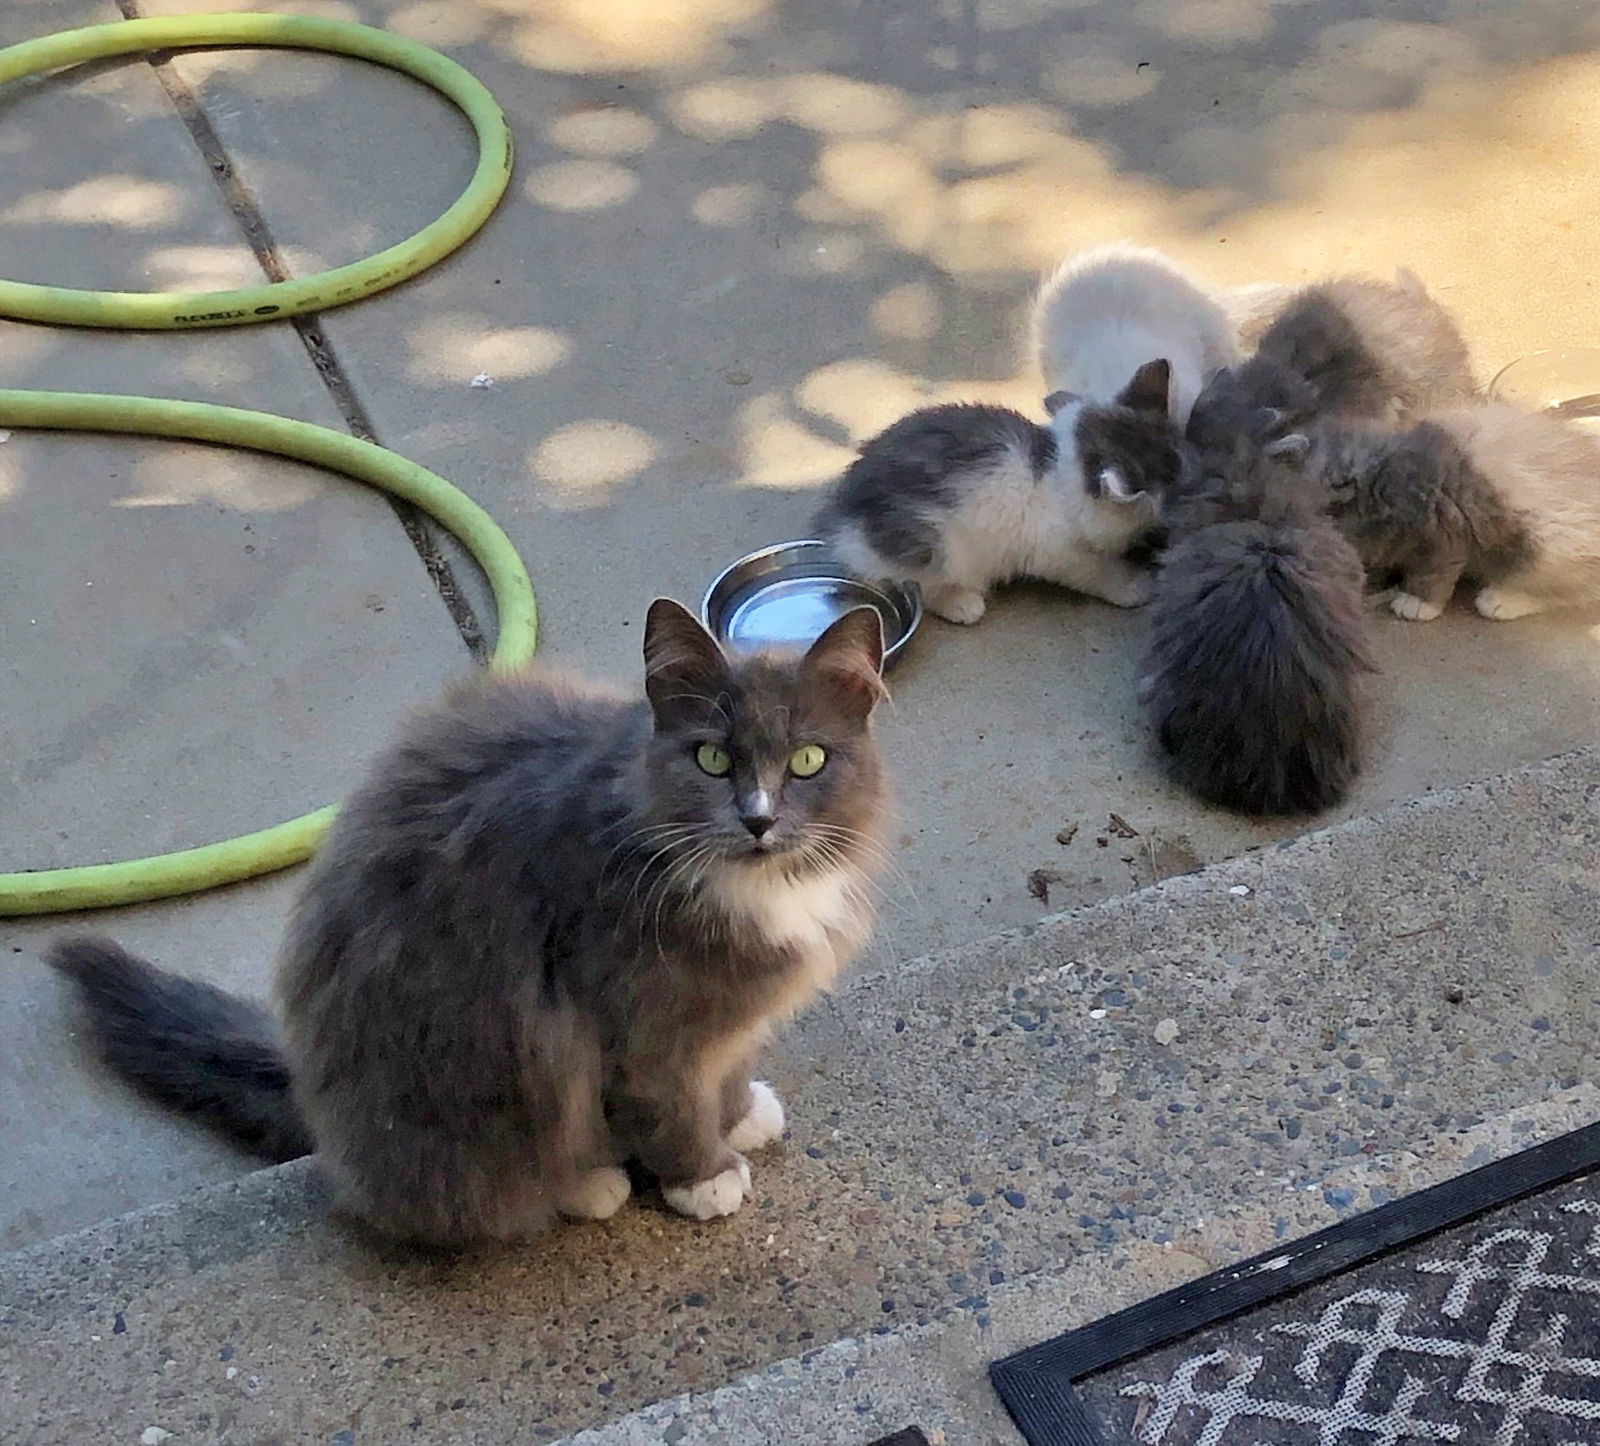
[1444,985,1466,1004]
[1055,821,1079,846]
[0,429,10,443]
[140,1430,172,1446]
[469,373,496,389]
[1026,866,1065,904]
[1095,1070,1120,1098]
[1154,1018,1180,1046]
[1229,884,1252,896]
[225,1366,238,1380]
[1127,830,1203,888]
[1088,1008,1107,1020]
[1107,812,1140,838]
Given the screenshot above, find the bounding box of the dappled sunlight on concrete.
[10,176,189,232]
[793,357,937,444]
[869,281,940,342]
[529,418,657,507]
[522,157,640,211]
[142,0,361,18]
[139,242,268,293]
[501,0,775,73]
[386,0,496,46]
[404,315,571,384]
[546,104,659,157]
[119,446,321,511]
[732,390,855,491]
[1131,0,1301,46]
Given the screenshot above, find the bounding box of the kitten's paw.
[557,1166,632,1221]
[663,1157,752,1221]
[727,1081,786,1152]
[929,586,987,625]
[1389,591,1443,621]
[1102,574,1154,609]
[1475,586,1543,620]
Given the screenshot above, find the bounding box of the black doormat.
[991,1122,1600,1444]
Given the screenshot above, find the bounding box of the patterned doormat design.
[991,1123,1600,1445]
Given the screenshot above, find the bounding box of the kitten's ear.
[643,598,729,723]
[1265,432,1311,462]
[803,607,887,723]
[1117,359,1171,417]
[1043,389,1079,417]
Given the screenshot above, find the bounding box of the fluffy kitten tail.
[1141,518,1373,817]
[48,937,312,1162]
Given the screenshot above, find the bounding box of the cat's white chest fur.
[707,864,867,1012]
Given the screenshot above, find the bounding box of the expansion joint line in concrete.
[115,0,489,662]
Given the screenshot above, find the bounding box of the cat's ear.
[643,598,729,724]
[1265,432,1311,462]
[1043,389,1079,417]
[803,607,887,723]
[1117,359,1171,417]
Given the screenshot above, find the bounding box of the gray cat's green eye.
[695,742,733,777]
[789,744,827,778]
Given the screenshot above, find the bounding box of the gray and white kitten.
[1228,270,1478,428]
[1308,401,1600,621]
[815,364,1178,624]
[48,601,891,1247]
[1139,379,1375,817]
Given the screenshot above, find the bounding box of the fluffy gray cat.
[1225,271,1478,429]
[1307,401,1600,620]
[49,601,891,1246]
[1139,375,1375,817]
[814,365,1178,624]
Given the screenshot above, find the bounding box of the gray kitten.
[1226,271,1478,429]
[49,601,891,1246]
[814,365,1179,624]
[1308,401,1600,620]
[1139,381,1375,817]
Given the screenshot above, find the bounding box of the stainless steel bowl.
[700,540,921,669]
[1489,349,1600,433]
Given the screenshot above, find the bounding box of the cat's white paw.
[929,586,987,625]
[557,1166,632,1221]
[1475,586,1543,620]
[663,1157,752,1221]
[727,1081,786,1152]
[1103,574,1154,609]
[1389,591,1443,621]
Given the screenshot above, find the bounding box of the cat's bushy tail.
[47,937,312,1162]
[1140,514,1373,816]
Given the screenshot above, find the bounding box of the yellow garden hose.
[0,15,526,914]
[0,13,513,327]
[0,391,538,916]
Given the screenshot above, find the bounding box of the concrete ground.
[4,750,1598,1443]
[2,0,1600,1440]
